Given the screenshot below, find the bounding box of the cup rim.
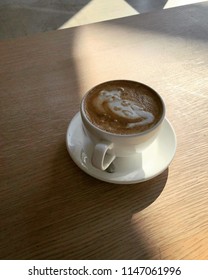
[81,79,166,138]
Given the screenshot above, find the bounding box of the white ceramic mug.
[80,80,165,171]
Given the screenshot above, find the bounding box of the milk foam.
[93,89,154,128]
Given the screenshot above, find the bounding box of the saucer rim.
[66,113,177,184]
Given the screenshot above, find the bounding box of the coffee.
[83,80,164,135]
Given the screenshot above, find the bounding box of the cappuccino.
[83,80,164,135]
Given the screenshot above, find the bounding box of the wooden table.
[0,3,208,260]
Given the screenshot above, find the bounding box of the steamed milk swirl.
[84,81,163,134]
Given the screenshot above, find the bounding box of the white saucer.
[66,113,176,184]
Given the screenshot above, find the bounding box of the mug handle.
[92,141,116,170]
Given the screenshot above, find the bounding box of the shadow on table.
[0,25,82,259]
[106,3,208,43]
[23,142,168,260]
[125,0,168,14]
[0,0,91,40]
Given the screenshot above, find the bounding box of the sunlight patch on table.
[164,0,208,9]
[58,0,138,30]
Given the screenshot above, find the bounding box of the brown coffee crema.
[84,80,164,135]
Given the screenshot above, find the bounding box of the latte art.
[95,89,155,128]
[84,80,164,134]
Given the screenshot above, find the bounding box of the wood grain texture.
[0,3,208,259]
